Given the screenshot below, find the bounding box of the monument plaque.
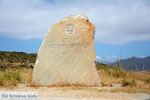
[32,15,101,86]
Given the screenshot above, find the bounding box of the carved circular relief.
[65,24,75,35]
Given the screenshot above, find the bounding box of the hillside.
[0,51,36,69]
[112,56,150,71]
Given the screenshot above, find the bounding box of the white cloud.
[96,55,121,63]
[0,0,150,44]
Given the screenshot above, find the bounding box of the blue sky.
[0,0,150,62]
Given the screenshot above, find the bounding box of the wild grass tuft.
[0,68,21,86]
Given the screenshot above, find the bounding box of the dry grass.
[0,68,21,86]
[98,70,122,86]
[98,65,150,93]
[0,68,32,87]
[0,64,150,94]
[20,68,33,84]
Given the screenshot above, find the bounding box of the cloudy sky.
[0,0,150,61]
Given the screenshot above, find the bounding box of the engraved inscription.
[48,43,89,47]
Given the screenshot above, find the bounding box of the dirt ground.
[0,84,149,100]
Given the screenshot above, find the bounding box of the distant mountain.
[111,56,150,71]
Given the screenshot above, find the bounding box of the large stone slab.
[32,15,101,86]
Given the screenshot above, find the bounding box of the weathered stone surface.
[32,15,101,86]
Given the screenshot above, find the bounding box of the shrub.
[122,79,137,87]
[112,66,127,78]
[96,63,114,76]
[0,75,3,85]
[145,78,150,83]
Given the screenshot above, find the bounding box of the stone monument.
[32,15,101,86]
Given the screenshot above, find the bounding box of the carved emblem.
[65,24,75,35]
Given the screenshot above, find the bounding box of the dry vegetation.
[96,63,150,93]
[0,63,149,93]
[0,51,34,87]
[0,51,150,93]
[0,68,33,87]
